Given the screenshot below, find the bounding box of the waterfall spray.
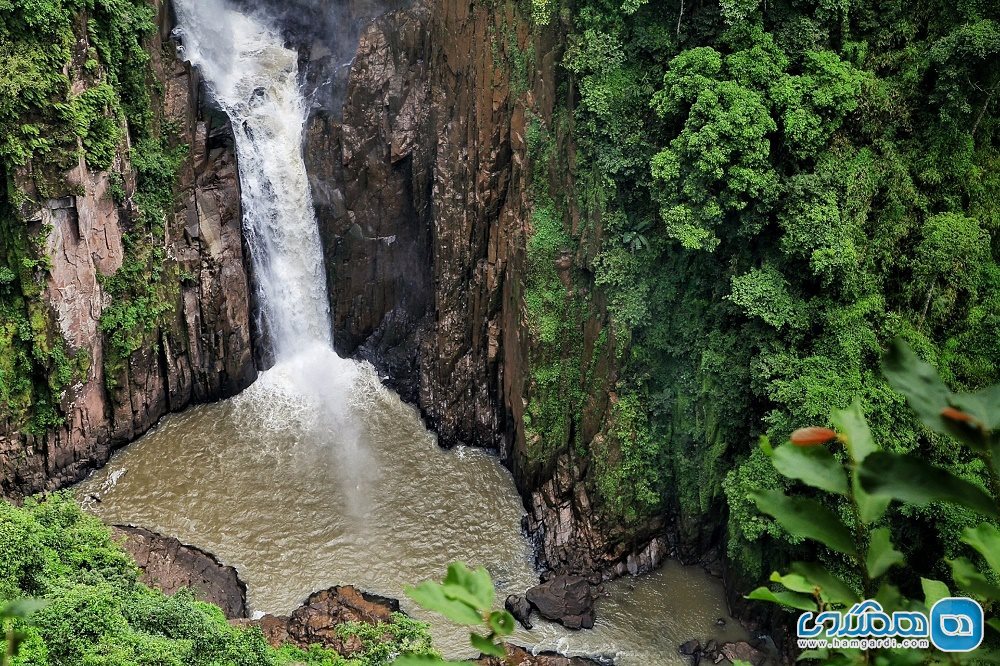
[173,0,331,359]
[172,0,378,507]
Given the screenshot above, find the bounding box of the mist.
[233,0,412,114]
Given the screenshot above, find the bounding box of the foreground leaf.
[832,399,877,463]
[858,452,1000,519]
[487,611,515,636]
[441,562,495,612]
[470,633,505,657]
[962,523,1000,574]
[866,527,904,579]
[921,578,950,607]
[746,586,817,611]
[750,490,857,556]
[788,561,859,605]
[405,581,483,625]
[772,444,849,495]
[949,557,1000,601]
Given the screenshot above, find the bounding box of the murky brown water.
[77,351,745,664]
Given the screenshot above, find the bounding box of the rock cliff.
[303,0,668,579]
[0,0,255,496]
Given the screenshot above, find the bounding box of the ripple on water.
[76,353,744,664]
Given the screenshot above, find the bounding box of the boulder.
[679,639,702,655]
[112,526,247,619]
[525,576,595,630]
[240,585,399,657]
[506,593,534,629]
[719,641,766,666]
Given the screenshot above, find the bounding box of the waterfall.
[173,0,332,359]
[172,0,379,505]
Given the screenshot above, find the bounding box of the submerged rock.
[525,576,595,630]
[679,639,702,656]
[506,593,534,630]
[112,526,247,619]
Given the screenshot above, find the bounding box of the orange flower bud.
[790,427,838,446]
[941,407,975,423]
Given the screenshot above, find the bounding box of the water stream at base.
[76,378,747,664]
[76,0,748,662]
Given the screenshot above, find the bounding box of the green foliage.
[748,342,1000,663]
[0,494,432,666]
[0,0,191,429]
[396,563,515,665]
[555,0,999,589]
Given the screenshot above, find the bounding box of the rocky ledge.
[112,525,248,619]
[236,585,402,657]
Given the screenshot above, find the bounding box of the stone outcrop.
[505,593,533,630]
[0,0,255,497]
[302,0,665,581]
[475,644,607,666]
[524,576,595,630]
[111,525,248,619]
[240,586,400,658]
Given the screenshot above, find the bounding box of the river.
[78,0,746,662]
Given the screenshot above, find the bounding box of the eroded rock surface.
[112,525,248,619]
[240,586,400,657]
[0,0,255,497]
[304,0,666,582]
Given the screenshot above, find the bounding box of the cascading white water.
[173,0,331,358]
[172,0,378,503]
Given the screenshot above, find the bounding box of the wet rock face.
[525,576,596,631]
[112,526,248,619]
[0,0,256,497]
[304,0,668,580]
[305,0,524,445]
[242,586,400,657]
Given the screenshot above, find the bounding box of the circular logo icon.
[930,597,984,652]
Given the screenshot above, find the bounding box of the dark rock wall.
[305,0,667,579]
[112,525,249,619]
[0,0,256,496]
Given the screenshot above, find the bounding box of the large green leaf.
[832,399,876,463]
[788,562,859,605]
[882,340,997,450]
[469,633,505,657]
[949,384,1000,432]
[746,586,817,611]
[441,562,494,612]
[866,527,904,579]
[771,444,849,495]
[750,490,857,556]
[881,340,953,433]
[921,578,951,607]
[949,557,1000,600]
[405,581,483,626]
[0,599,48,619]
[487,611,515,637]
[852,473,890,524]
[858,452,1000,519]
[962,523,1000,574]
